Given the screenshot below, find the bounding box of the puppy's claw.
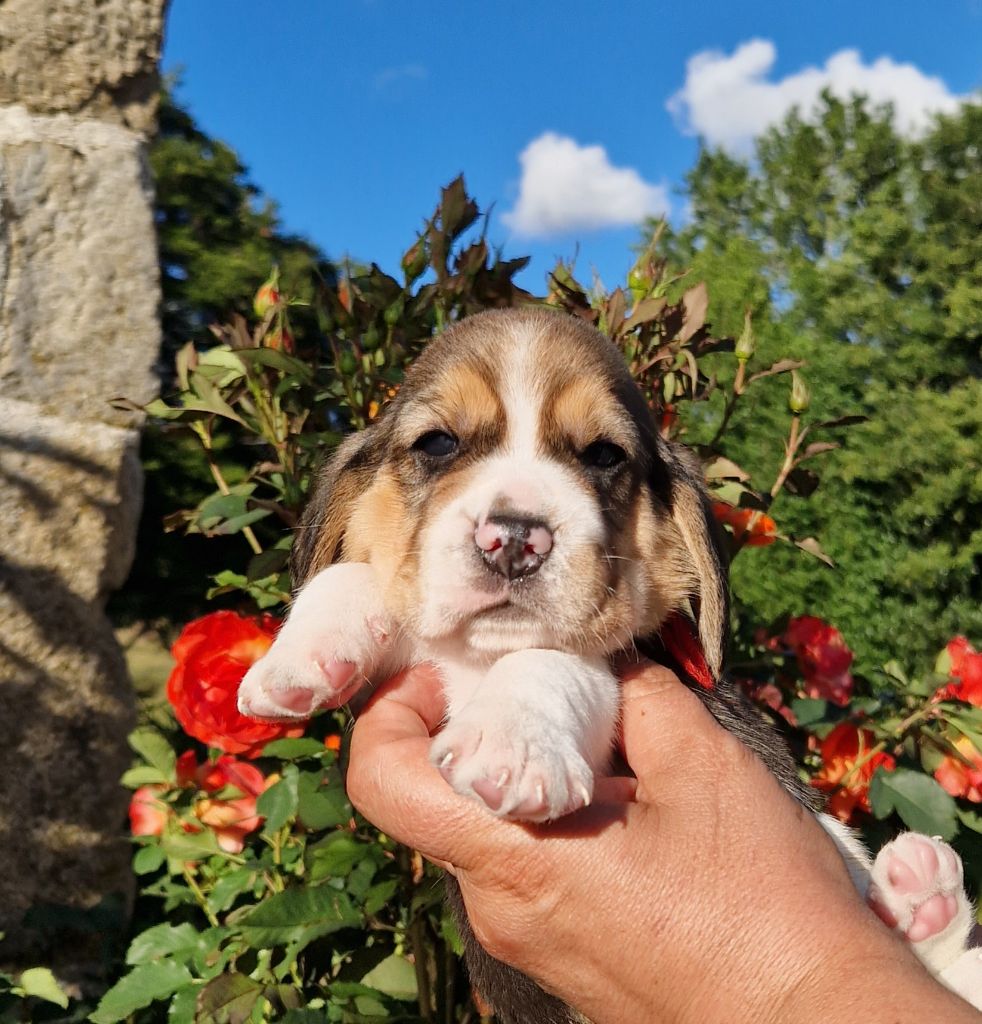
[577,784,591,808]
[439,751,455,769]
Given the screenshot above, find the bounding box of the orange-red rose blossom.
[166,610,305,758]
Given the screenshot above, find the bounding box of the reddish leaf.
[747,358,805,384]
[678,282,708,343]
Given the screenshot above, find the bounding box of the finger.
[357,661,448,735]
[593,776,638,803]
[618,660,721,791]
[347,667,514,869]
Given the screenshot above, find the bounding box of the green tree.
[655,94,982,673]
[110,90,336,629]
[153,87,335,360]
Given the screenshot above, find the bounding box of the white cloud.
[668,39,965,152]
[502,132,670,237]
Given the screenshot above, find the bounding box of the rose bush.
[99,179,980,1024]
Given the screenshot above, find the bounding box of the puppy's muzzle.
[475,514,553,581]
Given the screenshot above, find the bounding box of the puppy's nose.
[475,514,553,580]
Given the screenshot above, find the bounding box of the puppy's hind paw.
[867,832,974,972]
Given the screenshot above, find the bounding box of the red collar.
[660,612,714,689]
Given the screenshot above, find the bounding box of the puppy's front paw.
[867,832,973,970]
[237,650,365,721]
[236,563,393,722]
[430,715,594,823]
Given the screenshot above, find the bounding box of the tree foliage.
[152,87,335,362]
[112,90,338,627]
[654,94,982,673]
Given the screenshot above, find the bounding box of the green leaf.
[440,908,464,956]
[207,570,248,596]
[128,728,176,778]
[209,508,271,536]
[237,885,361,950]
[18,968,68,1008]
[196,347,246,381]
[186,372,247,426]
[360,954,417,1001]
[957,806,982,834]
[306,834,366,881]
[90,962,193,1023]
[167,984,198,1024]
[918,739,946,775]
[790,698,828,727]
[198,492,250,524]
[257,766,300,833]
[868,768,959,840]
[160,826,220,861]
[122,765,172,788]
[208,868,259,914]
[237,347,313,379]
[195,973,262,1024]
[260,738,329,760]
[297,772,351,830]
[881,660,909,686]
[144,397,197,421]
[279,1010,327,1023]
[354,993,388,1016]
[363,879,398,917]
[126,922,202,966]
[133,844,166,875]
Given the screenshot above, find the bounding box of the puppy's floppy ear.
[657,440,730,681]
[290,424,384,588]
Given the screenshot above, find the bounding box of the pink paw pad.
[262,659,358,717]
[471,770,511,811]
[907,892,959,943]
[868,833,964,943]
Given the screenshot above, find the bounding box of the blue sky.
[163,1,982,292]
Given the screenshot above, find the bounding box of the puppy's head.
[294,309,728,674]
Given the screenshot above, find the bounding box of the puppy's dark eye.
[581,440,627,470]
[413,430,459,458]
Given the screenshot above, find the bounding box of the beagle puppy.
[237,308,980,1020]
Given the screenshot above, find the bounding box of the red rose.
[934,736,982,803]
[934,637,982,706]
[190,754,273,853]
[711,501,777,547]
[129,785,168,837]
[783,615,854,707]
[166,611,305,758]
[810,722,895,823]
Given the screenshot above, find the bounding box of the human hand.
[347,661,981,1024]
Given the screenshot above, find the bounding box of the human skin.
[346,661,982,1024]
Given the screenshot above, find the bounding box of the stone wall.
[0,0,166,963]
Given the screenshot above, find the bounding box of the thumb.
[618,660,722,796]
[347,665,517,871]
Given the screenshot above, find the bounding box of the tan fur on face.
[395,362,502,450]
[344,469,411,582]
[542,375,637,457]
